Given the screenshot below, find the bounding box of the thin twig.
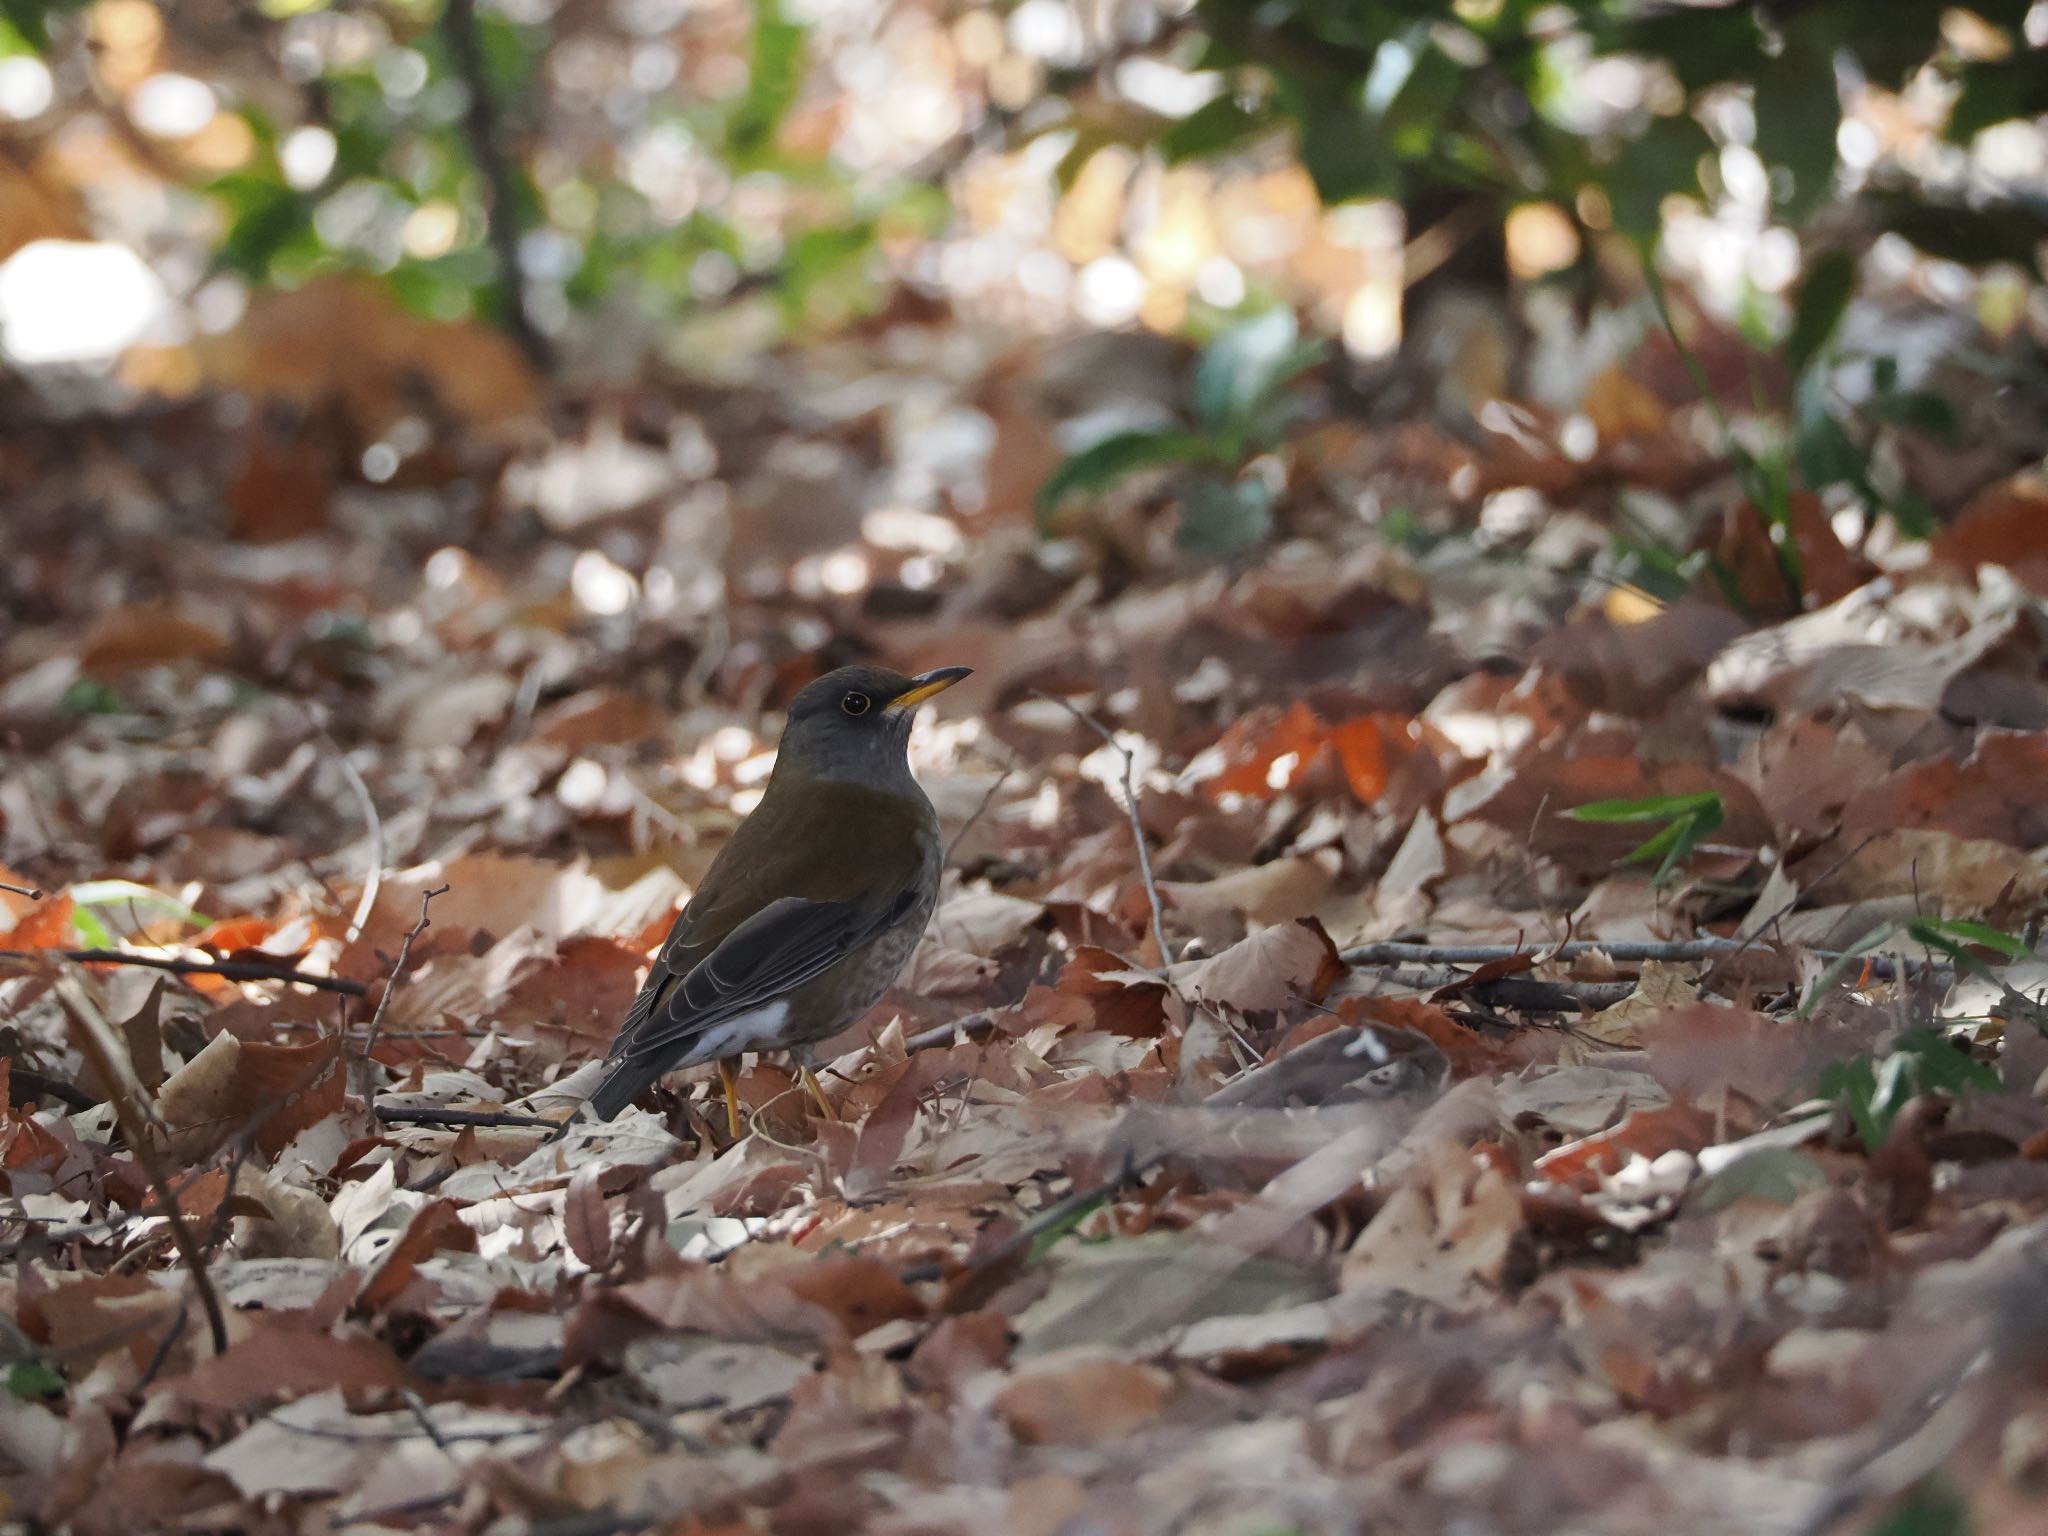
[944,764,1018,866]
[54,976,229,1355]
[351,885,449,1100]
[1032,691,1172,965]
[373,1104,556,1130]
[440,0,553,370]
[899,1154,1144,1285]
[0,948,367,995]
[0,881,42,900]
[328,741,384,945]
[1340,938,1947,977]
[1700,831,1881,991]
[902,1011,995,1055]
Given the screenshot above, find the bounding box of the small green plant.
[1866,1474,1972,1536]
[1035,307,1326,558]
[1818,1027,1999,1153]
[6,1361,64,1401]
[1798,915,2031,1020]
[1565,791,1724,886]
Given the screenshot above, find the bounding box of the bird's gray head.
[772,664,971,789]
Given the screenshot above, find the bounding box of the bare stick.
[0,948,367,996]
[54,976,229,1355]
[0,881,42,900]
[1032,692,1172,965]
[902,1011,996,1055]
[1339,938,1944,977]
[373,1104,556,1130]
[329,740,384,945]
[441,0,553,370]
[351,886,449,1100]
[944,764,1017,866]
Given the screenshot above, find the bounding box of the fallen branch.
[373,1104,557,1130]
[901,1011,995,1055]
[350,885,449,1100]
[0,948,367,995]
[1032,692,1173,965]
[1341,937,1946,978]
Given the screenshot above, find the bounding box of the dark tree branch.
[441,0,554,371]
[0,948,367,995]
[373,1104,556,1129]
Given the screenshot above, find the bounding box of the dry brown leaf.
[149,1034,342,1163]
[993,1356,1172,1446]
[1168,917,1343,1016]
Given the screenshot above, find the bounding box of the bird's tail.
[587,1060,644,1121]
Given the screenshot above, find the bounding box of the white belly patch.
[678,1001,791,1065]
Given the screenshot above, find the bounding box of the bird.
[587,663,971,1134]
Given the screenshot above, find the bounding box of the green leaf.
[1034,431,1216,527]
[1158,93,1268,163]
[7,1361,64,1400]
[1191,307,1323,438]
[1566,791,1724,885]
[1822,1028,1998,1151]
[1910,917,2030,961]
[1566,791,1724,825]
[1868,386,1958,439]
[1593,6,1763,92]
[1025,1191,1113,1264]
[1784,250,1857,381]
[727,4,807,162]
[67,881,209,932]
[1603,113,1713,243]
[1867,1475,1972,1536]
[1751,36,1842,226]
[1819,1057,1886,1150]
[1177,473,1275,559]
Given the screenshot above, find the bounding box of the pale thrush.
[588,664,970,1131]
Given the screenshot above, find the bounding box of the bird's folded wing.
[608,890,915,1064]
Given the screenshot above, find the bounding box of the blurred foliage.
[1,0,2042,558]
[1036,306,1325,554]
[1160,0,2045,260]
[1565,790,1724,886]
[3,0,2040,341]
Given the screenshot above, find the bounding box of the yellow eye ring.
[840,691,872,716]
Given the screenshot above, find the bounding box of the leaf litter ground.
[4,297,2048,1534]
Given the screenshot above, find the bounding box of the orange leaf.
[1327,713,1390,803]
[358,1199,477,1312]
[1533,1102,1714,1191]
[1205,699,1326,800]
[7,893,75,949]
[79,603,230,676]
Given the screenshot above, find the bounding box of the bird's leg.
[798,1065,837,1122]
[718,1058,743,1140]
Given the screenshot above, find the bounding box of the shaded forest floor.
[4,279,2048,1534]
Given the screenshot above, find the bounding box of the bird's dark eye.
[840,691,872,716]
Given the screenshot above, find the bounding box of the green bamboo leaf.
[1034,431,1217,528]
[1566,792,1723,825]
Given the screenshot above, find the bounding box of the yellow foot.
[718,1058,743,1140]
[799,1065,837,1122]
